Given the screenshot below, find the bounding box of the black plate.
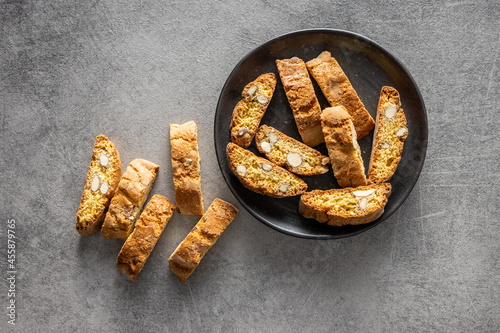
[214,29,427,239]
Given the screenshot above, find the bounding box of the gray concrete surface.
[1,1,499,332]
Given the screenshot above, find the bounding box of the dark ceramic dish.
[214,29,427,239]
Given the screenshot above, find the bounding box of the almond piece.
[353,189,376,197]
[100,181,109,195]
[260,141,271,153]
[385,104,397,119]
[99,152,110,168]
[236,164,247,177]
[90,174,101,192]
[278,183,290,193]
[260,163,272,172]
[247,85,258,97]
[268,131,278,144]
[359,197,368,210]
[396,127,408,137]
[381,142,390,149]
[286,152,303,168]
[236,127,249,138]
[321,157,330,165]
[256,94,268,105]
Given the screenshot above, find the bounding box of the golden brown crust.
[101,159,159,240]
[168,198,239,282]
[299,183,391,226]
[306,51,375,139]
[170,121,204,215]
[321,106,368,188]
[116,195,175,281]
[226,142,307,198]
[368,86,408,184]
[230,73,277,148]
[76,135,122,236]
[255,125,330,176]
[276,57,324,147]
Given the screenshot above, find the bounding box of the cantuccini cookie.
[169,198,239,282]
[170,121,204,215]
[321,106,368,188]
[230,73,277,148]
[276,57,324,147]
[101,159,159,241]
[306,51,375,139]
[255,124,329,176]
[368,86,408,184]
[76,135,122,236]
[299,183,391,226]
[226,143,307,198]
[116,194,175,281]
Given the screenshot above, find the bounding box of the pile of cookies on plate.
[76,123,238,282]
[227,51,408,226]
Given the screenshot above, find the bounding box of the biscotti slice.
[76,135,122,236]
[255,124,330,176]
[368,86,408,184]
[101,159,159,240]
[321,106,368,188]
[299,183,391,226]
[169,198,239,282]
[306,51,375,139]
[276,57,324,147]
[226,142,307,198]
[116,194,175,281]
[170,121,204,215]
[230,73,277,148]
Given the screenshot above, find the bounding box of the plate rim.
[214,28,428,239]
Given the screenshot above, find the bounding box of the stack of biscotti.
[302,104,387,226]
[76,136,168,282]
[225,51,410,227]
[298,83,408,226]
[77,127,241,284]
[77,135,165,241]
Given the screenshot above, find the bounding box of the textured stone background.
[1,1,499,332]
